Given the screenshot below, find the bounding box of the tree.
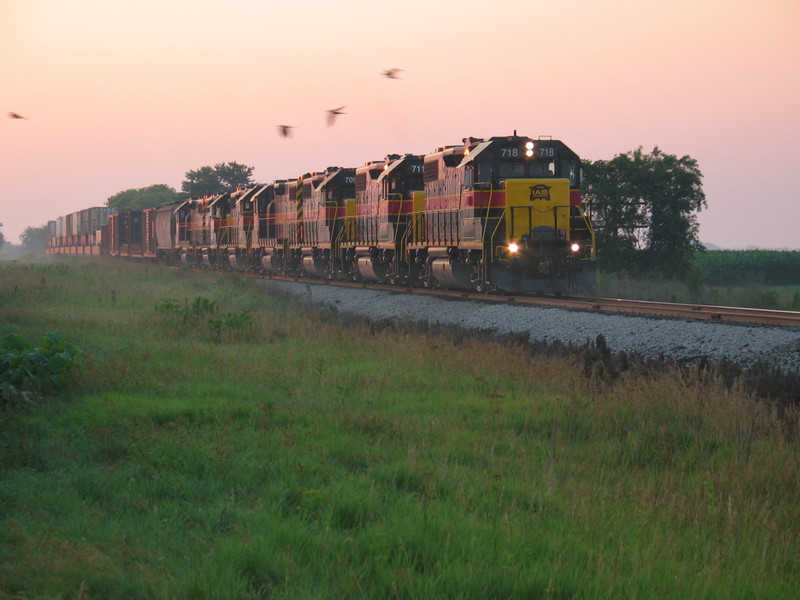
[214,162,255,190]
[581,158,642,272]
[583,147,706,278]
[0,223,5,251]
[19,225,49,253]
[107,184,182,212]
[181,162,255,197]
[181,166,218,198]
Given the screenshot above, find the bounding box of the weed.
[207,311,253,344]
[155,296,218,336]
[0,331,81,410]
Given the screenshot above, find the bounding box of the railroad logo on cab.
[529,184,551,202]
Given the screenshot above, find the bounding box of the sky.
[2,0,798,249]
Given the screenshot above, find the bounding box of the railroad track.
[260,274,800,328]
[476,294,800,327]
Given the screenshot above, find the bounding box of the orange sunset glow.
[2,0,799,249]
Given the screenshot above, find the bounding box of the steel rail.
[257,274,800,328]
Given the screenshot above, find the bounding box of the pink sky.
[2,0,798,248]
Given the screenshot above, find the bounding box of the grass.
[700,284,800,310]
[591,270,800,310]
[1,257,799,599]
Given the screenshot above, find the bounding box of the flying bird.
[8,111,27,120]
[382,68,403,79]
[326,105,346,126]
[277,125,294,138]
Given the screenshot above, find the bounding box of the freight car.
[47,207,109,256]
[47,134,596,293]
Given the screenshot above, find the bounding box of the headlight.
[525,141,534,157]
[508,243,519,253]
[570,242,581,253]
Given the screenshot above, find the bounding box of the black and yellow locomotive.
[411,134,595,293]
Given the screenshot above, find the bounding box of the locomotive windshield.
[474,158,580,186]
[497,161,555,178]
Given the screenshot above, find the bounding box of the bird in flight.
[382,68,403,79]
[326,105,346,126]
[277,125,294,138]
[8,111,27,120]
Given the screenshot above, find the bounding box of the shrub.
[207,311,254,344]
[155,296,218,335]
[0,331,81,410]
[156,296,254,343]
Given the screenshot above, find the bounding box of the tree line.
[106,162,255,212]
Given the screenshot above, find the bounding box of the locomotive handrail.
[481,184,496,261]
[263,199,277,241]
[342,213,356,244]
[553,205,558,238]
[332,211,348,254]
[402,211,415,247]
[489,212,506,262]
[505,203,597,260]
[325,200,345,262]
[576,204,597,259]
[373,191,381,245]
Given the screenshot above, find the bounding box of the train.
[47,134,596,293]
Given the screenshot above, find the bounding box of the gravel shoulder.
[255,279,800,373]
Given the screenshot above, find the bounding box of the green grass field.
[591,271,800,310]
[1,258,798,599]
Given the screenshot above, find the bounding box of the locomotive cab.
[459,135,596,292]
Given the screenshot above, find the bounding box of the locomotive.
[47,134,596,293]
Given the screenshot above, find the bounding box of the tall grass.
[695,250,800,286]
[1,258,798,599]
[591,269,800,310]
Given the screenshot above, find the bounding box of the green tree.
[181,166,218,197]
[181,162,255,197]
[107,184,182,212]
[581,159,642,271]
[214,162,255,190]
[0,223,5,251]
[19,225,49,253]
[584,147,706,278]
